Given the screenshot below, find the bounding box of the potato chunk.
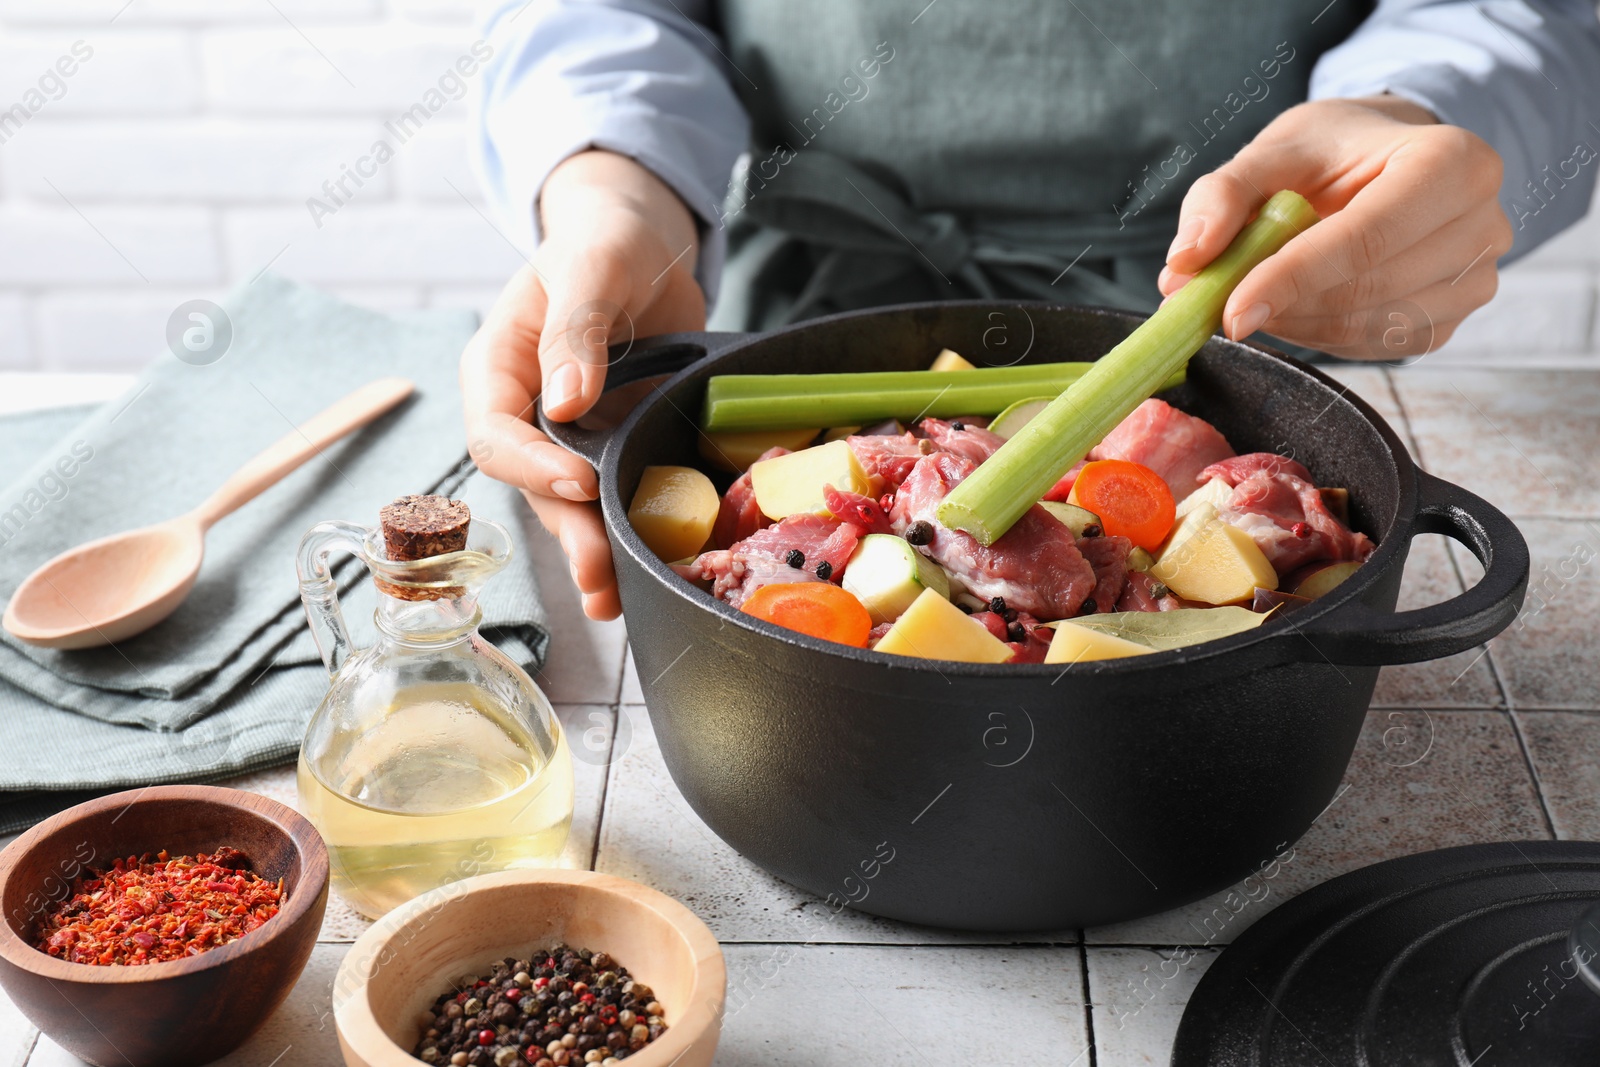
[697,427,821,473]
[1044,621,1155,664]
[627,465,719,562]
[1150,503,1278,605]
[874,588,1012,663]
[749,439,872,520]
[928,348,975,371]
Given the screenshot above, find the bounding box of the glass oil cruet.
[294,494,573,918]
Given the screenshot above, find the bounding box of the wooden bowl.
[334,869,726,1067]
[0,785,329,1067]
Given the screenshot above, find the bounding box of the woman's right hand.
[461,150,707,620]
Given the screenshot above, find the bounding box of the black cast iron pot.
[540,301,1528,932]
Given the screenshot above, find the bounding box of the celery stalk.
[709,363,1117,401]
[701,364,1186,432]
[937,190,1319,545]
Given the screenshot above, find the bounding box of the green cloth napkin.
[0,277,549,833]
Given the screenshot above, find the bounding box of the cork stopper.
[376,494,470,600]
[380,494,470,560]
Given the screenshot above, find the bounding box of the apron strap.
[722,148,1179,327]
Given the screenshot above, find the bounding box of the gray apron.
[708,0,1371,332]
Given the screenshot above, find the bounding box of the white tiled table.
[3,364,1596,1066]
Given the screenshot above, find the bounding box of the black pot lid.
[1172,841,1600,1067]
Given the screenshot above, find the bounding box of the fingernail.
[545,363,583,410]
[1167,217,1204,260]
[552,478,589,501]
[1231,303,1271,339]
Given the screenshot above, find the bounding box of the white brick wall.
[0,0,1594,371]
[0,0,497,371]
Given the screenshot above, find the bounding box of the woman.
[461,0,1600,620]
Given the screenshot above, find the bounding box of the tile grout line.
[1078,940,1228,950]
[1077,941,1100,1067]
[1366,704,1501,711]
[1505,708,1560,839]
[1454,514,1555,835]
[583,703,620,872]
[611,638,630,706]
[1500,514,1600,522]
[713,939,1084,947]
[1383,369,1561,837]
[1481,705,1600,715]
[591,704,629,875]
[1383,365,1517,712]
[593,640,635,872]
[19,1027,38,1067]
[1382,365,1517,722]
[1379,366,1426,463]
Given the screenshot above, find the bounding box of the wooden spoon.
[2,377,415,650]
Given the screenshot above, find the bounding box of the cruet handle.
[295,519,371,676]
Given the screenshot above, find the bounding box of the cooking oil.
[296,681,574,918]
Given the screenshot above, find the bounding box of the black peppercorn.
[815,560,833,581]
[1081,523,1102,538]
[1007,622,1026,642]
[1080,598,1098,615]
[988,596,1007,614]
[785,548,804,568]
[951,421,966,431]
[1150,582,1170,600]
[904,520,934,546]
[414,944,665,1065]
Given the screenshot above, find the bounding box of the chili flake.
[32,846,283,966]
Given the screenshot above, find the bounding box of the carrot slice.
[741,582,872,647]
[1068,460,1176,551]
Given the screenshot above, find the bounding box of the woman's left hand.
[1161,95,1514,360]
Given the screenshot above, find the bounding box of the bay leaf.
[1044,606,1271,651]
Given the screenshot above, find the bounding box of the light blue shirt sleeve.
[1310,0,1600,261]
[474,0,1599,291]
[470,0,750,301]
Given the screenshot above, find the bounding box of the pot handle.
[1288,469,1529,666]
[536,331,750,468]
